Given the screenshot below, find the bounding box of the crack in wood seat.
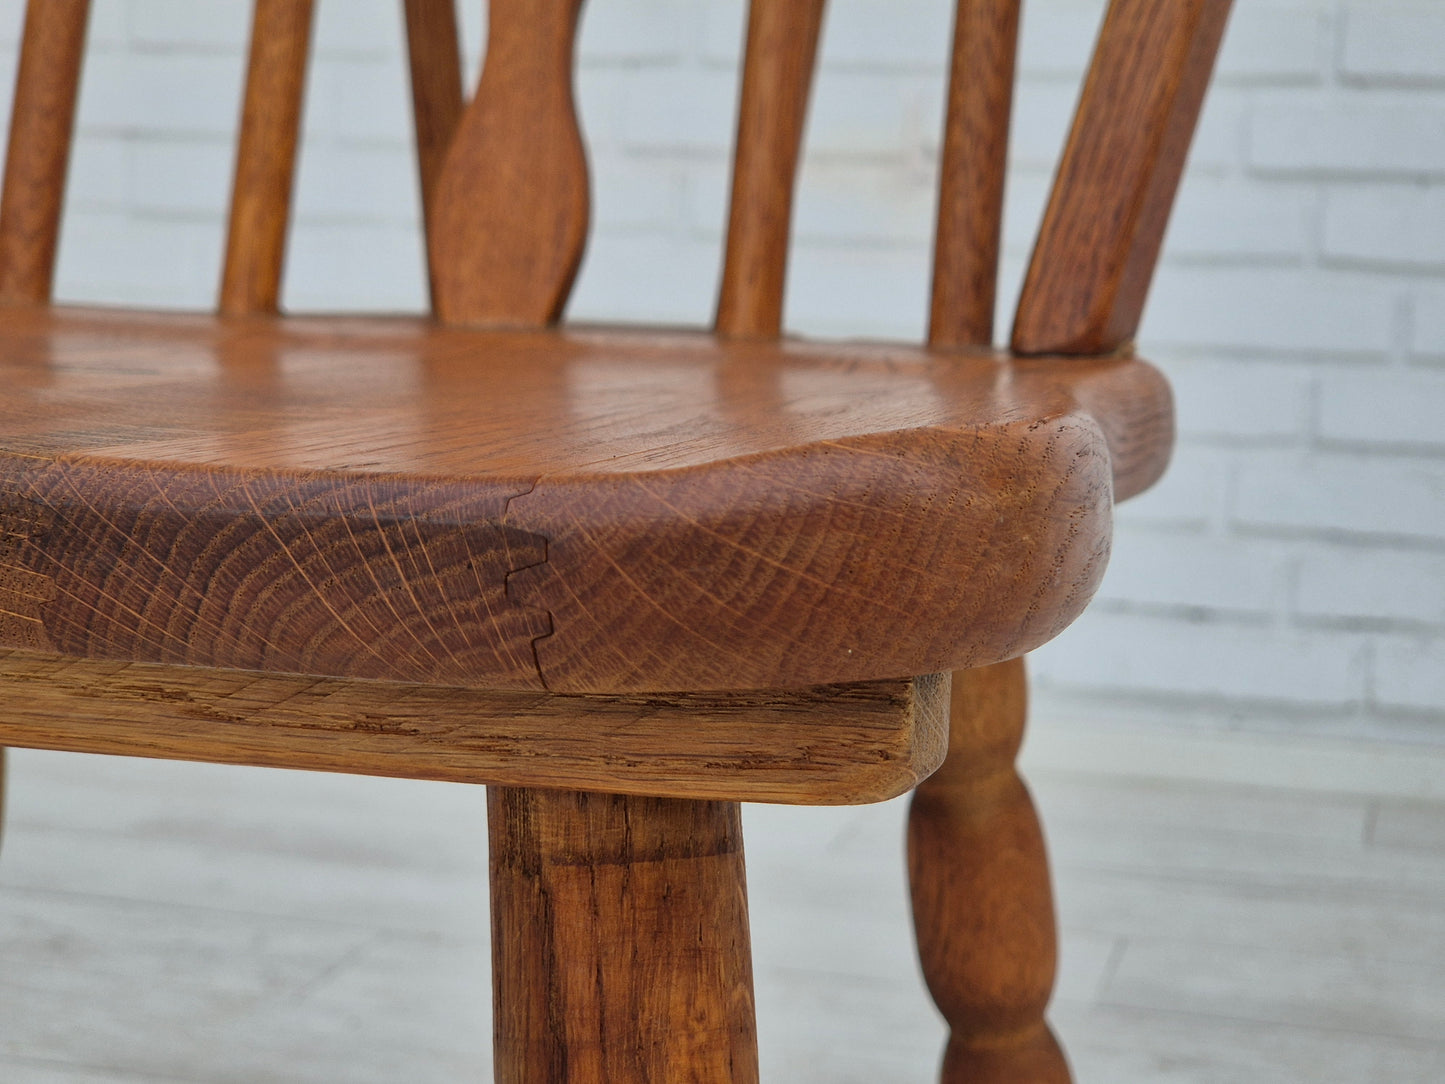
[0,306,1170,694]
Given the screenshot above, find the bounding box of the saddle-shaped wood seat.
[0,306,1171,694]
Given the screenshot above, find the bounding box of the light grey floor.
[0,711,1441,1083]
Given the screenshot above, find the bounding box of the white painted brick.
[1250,99,1445,177]
[65,134,129,210]
[0,52,15,123]
[1413,289,1445,360]
[282,222,426,312]
[54,211,222,309]
[1298,549,1445,626]
[1095,533,1283,615]
[1374,637,1445,711]
[1318,370,1445,450]
[1008,82,1082,170]
[1016,0,1101,79]
[126,0,249,51]
[1156,357,1311,441]
[590,153,686,232]
[1141,268,1394,355]
[569,233,721,325]
[680,159,731,239]
[77,53,245,135]
[1001,171,1051,257]
[814,0,951,72]
[620,67,736,152]
[996,254,1027,332]
[808,71,941,157]
[85,0,126,51]
[1188,87,1248,172]
[311,0,398,58]
[1341,5,1445,86]
[784,243,929,340]
[1323,185,1445,269]
[579,0,689,65]
[1032,610,1366,706]
[1165,177,1312,261]
[575,67,629,149]
[292,143,419,224]
[0,0,23,47]
[1114,451,1228,532]
[1234,453,1445,544]
[1214,4,1324,84]
[792,160,934,245]
[126,140,232,216]
[313,55,411,145]
[699,0,747,66]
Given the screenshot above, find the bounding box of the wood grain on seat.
[0,306,1171,694]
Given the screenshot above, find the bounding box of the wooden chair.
[0,0,1232,1078]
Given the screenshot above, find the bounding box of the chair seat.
[0,306,1172,693]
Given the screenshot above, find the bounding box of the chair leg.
[488,786,759,1083]
[907,657,1071,1083]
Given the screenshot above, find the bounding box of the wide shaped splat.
[0,307,1172,692]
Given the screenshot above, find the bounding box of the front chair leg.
[488,786,759,1083]
[907,657,1071,1083]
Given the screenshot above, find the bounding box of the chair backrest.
[0,0,1233,347]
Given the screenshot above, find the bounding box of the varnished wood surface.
[490,787,759,1082]
[0,0,89,306]
[1013,0,1234,356]
[714,0,826,339]
[219,0,314,317]
[908,658,1070,1083]
[0,649,947,804]
[0,306,1171,692]
[929,0,1020,350]
[429,0,589,327]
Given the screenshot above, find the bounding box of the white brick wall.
[4,0,1443,740]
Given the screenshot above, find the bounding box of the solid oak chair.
[0,0,1233,1079]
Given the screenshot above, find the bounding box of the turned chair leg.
[488,786,759,1083]
[907,657,1071,1083]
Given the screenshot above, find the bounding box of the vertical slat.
[428,0,589,328]
[0,0,90,306]
[490,786,759,1083]
[928,0,1021,350]
[219,0,315,317]
[909,658,1071,1084]
[714,0,827,340]
[1011,0,1233,356]
[402,0,464,291]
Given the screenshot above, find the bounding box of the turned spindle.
[908,658,1071,1083]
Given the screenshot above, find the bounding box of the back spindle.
[402,0,465,309]
[428,0,589,328]
[219,0,315,317]
[0,0,90,306]
[928,0,1021,350]
[715,0,827,340]
[1012,0,1233,356]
